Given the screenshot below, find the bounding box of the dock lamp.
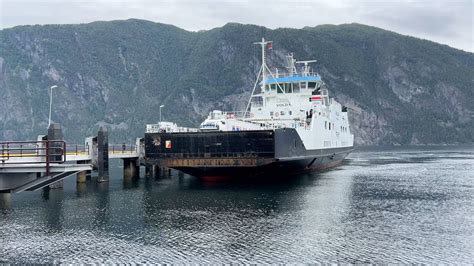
[159,105,165,124]
[48,85,59,128]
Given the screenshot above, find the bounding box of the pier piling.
[123,158,139,179]
[97,126,109,182]
[76,161,89,183]
[145,165,152,177]
[0,193,12,209]
[152,165,160,178]
[47,123,64,189]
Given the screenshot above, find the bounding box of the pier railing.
[0,140,67,176]
[0,140,66,163]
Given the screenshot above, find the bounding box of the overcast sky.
[1,0,472,52]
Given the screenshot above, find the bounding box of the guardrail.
[0,140,66,176]
[109,144,136,154]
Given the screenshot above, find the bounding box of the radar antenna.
[286,53,297,76]
[296,60,317,76]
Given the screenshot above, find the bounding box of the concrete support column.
[76,160,88,183]
[47,123,64,189]
[76,171,87,183]
[160,167,171,178]
[0,193,12,209]
[123,158,139,179]
[152,165,160,178]
[145,165,152,177]
[97,126,109,182]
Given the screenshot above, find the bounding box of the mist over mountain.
[0,19,472,145]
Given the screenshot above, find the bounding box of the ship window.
[277,84,283,93]
[308,82,317,89]
[293,84,300,93]
[280,111,285,116]
[329,122,331,130]
[270,111,274,116]
[289,111,292,115]
[270,84,277,91]
[300,82,307,89]
[325,121,327,129]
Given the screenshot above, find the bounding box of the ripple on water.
[0,146,473,263]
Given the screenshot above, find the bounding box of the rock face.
[0,20,473,145]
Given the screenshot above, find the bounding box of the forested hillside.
[1,19,473,144]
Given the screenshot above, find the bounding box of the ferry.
[144,38,354,179]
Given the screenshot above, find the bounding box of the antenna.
[253,38,272,88]
[296,60,317,76]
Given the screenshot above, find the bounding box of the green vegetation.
[0,20,472,144]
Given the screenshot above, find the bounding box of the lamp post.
[159,105,165,124]
[48,85,58,128]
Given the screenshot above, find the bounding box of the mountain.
[0,19,473,145]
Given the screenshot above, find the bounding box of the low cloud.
[0,0,472,51]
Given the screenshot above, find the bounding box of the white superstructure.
[198,38,354,151]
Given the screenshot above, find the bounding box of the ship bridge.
[261,73,323,94]
[255,54,323,95]
[262,74,321,85]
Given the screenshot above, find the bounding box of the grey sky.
[1,0,472,52]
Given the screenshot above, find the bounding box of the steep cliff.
[0,19,472,144]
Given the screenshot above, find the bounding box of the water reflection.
[41,188,64,232]
[0,146,472,263]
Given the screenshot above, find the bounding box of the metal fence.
[0,140,67,176]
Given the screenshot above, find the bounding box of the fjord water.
[1,146,473,263]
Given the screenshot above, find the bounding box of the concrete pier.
[123,158,139,179]
[97,126,109,182]
[1,123,143,194]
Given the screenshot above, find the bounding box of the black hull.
[174,151,350,179]
[144,128,353,179]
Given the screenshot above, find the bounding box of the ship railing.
[273,71,320,78]
[217,111,252,120]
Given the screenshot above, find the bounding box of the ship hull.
[145,128,353,179]
[174,151,351,180]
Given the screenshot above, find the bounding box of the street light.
[48,85,58,128]
[159,105,165,124]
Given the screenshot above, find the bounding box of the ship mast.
[245,38,272,116]
[245,38,296,117]
[255,38,272,90]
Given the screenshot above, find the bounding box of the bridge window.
[308,82,317,89]
[300,82,307,89]
[293,83,300,93]
[277,84,284,93]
